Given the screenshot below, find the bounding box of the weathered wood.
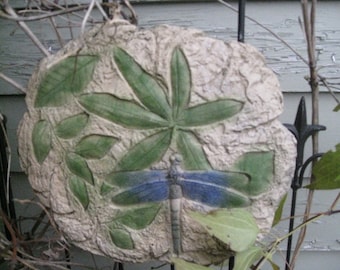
[1,1,339,94]
[0,2,340,263]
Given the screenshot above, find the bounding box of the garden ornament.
[18,16,296,264]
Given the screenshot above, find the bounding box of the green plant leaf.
[176,130,211,170]
[69,176,90,209]
[116,129,172,171]
[190,209,259,252]
[172,258,211,270]
[272,193,287,227]
[79,93,169,129]
[333,104,340,112]
[307,144,340,189]
[268,259,280,270]
[232,151,274,196]
[109,228,134,250]
[55,113,89,139]
[171,47,191,119]
[115,204,161,229]
[35,55,99,107]
[234,246,263,270]
[113,47,172,120]
[66,153,94,185]
[176,99,243,127]
[32,120,52,163]
[75,134,118,159]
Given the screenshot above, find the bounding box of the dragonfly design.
[108,155,252,254]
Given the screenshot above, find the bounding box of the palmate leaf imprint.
[28,45,272,254]
[79,47,244,173]
[78,47,248,251]
[113,47,172,120]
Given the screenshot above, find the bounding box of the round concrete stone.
[18,20,296,264]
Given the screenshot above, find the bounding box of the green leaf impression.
[79,93,169,129]
[109,227,134,250]
[75,134,118,159]
[80,46,244,172]
[176,130,211,170]
[116,129,172,171]
[69,176,90,210]
[66,153,94,185]
[35,55,99,107]
[171,47,191,119]
[115,204,161,230]
[232,151,274,196]
[32,120,52,164]
[55,113,89,139]
[113,47,172,120]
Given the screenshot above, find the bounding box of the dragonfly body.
[169,184,182,255]
[109,155,251,254]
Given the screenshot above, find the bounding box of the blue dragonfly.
[108,155,252,254]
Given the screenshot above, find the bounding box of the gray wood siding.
[1,1,340,94]
[1,1,340,269]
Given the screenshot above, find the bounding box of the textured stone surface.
[18,20,296,264]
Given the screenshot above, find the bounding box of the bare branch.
[217,0,308,65]
[0,72,27,94]
[0,5,88,21]
[1,0,50,56]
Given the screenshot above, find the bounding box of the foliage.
[190,209,259,252]
[308,143,340,190]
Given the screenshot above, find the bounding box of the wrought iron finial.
[284,96,326,183]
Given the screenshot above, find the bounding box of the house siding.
[0,1,339,269]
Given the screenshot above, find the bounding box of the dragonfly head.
[170,154,182,165]
[169,154,183,181]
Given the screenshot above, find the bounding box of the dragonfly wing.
[106,170,168,188]
[112,181,169,205]
[181,171,250,190]
[181,179,250,208]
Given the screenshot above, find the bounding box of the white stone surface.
[18,21,296,264]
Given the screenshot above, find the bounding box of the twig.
[81,0,96,34]
[81,0,108,34]
[63,0,74,40]
[1,0,50,56]
[0,5,88,21]
[289,1,319,269]
[49,16,65,48]
[329,192,340,211]
[216,0,308,65]
[0,120,12,208]
[14,199,58,231]
[0,72,26,94]
[0,210,18,263]
[319,76,340,105]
